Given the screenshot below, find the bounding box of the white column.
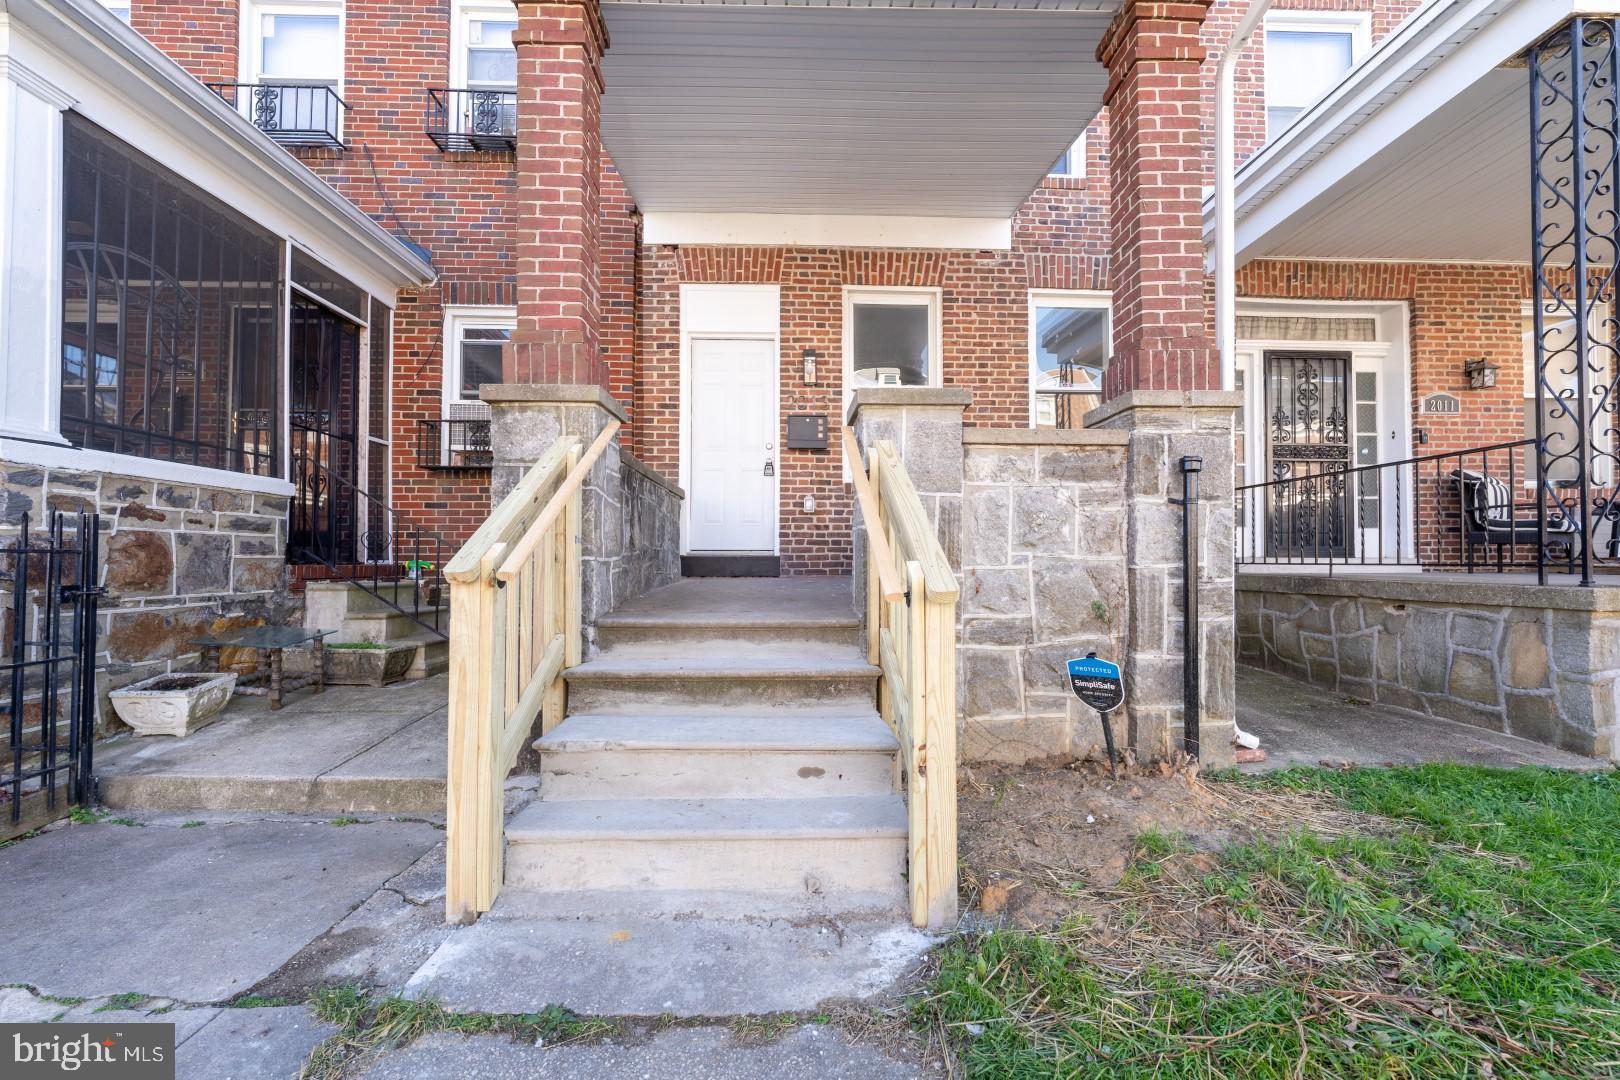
[0,55,74,444]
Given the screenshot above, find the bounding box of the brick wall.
[130,0,239,84]
[128,0,520,552]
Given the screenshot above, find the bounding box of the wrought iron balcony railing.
[426,88,518,153]
[209,82,348,149]
[418,416,494,471]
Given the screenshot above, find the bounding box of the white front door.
[688,337,777,552]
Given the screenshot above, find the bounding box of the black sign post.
[1067,652,1125,778]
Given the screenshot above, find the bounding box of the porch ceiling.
[598,0,1121,219]
[1211,0,1579,267]
[1239,72,1529,263]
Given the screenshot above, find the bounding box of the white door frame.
[1234,298,1413,562]
[678,284,781,555]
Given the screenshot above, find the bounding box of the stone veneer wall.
[1237,573,1620,761]
[850,388,1239,769]
[0,461,295,727]
[484,384,682,637]
[957,430,1130,762]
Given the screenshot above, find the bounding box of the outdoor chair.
[1451,469,1581,570]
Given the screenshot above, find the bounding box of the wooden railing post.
[922,592,958,928]
[444,554,489,924]
[443,425,618,923]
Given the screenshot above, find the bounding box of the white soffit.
[1214,0,1577,265]
[599,0,1119,219]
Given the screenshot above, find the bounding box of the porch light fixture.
[1464,357,1500,390]
[802,349,819,387]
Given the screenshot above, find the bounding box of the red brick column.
[506,0,610,386]
[1097,0,1217,398]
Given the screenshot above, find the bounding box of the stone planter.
[109,672,238,737]
[324,643,415,687]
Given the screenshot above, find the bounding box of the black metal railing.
[210,82,348,148]
[417,418,493,471]
[3,512,102,826]
[290,456,449,637]
[1237,438,1617,575]
[426,88,517,153]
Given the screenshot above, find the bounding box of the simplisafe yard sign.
[1068,652,1124,778]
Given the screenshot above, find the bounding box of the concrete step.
[593,613,862,652]
[503,795,907,899]
[337,608,449,646]
[305,578,441,615]
[562,656,880,712]
[396,631,449,680]
[535,713,898,800]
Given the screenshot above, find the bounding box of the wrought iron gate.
[289,296,363,566]
[2,512,102,829]
[1266,351,1352,558]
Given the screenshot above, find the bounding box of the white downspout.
[1215,0,1274,392]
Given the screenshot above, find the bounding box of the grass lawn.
[918,764,1620,1078]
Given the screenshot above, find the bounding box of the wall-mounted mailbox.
[786,414,829,450]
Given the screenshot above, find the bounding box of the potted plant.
[324,641,416,687]
[109,672,238,737]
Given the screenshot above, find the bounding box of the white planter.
[109,672,238,737]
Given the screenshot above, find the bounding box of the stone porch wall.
[0,461,296,728]
[1238,572,1620,760]
[484,384,682,636]
[850,388,1239,769]
[957,429,1130,762]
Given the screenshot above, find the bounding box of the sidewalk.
[0,805,928,1079]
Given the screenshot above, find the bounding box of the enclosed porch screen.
[60,115,284,477]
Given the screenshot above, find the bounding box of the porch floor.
[96,675,448,815]
[1236,666,1603,772]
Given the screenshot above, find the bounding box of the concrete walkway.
[0,809,447,1078]
[1237,665,1604,771]
[97,675,449,814]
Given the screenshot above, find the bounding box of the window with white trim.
[1264,13,1369,142]
[242,1,345,137]
[453,3,519,89]
[1048,132,1087,179]
[440,307,510,468]
[445,308,513,404]
[1522,303,1612,485]
[844,289,940,389]
[1029,291,1109,429]
[98,0,132,22]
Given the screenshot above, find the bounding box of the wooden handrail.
[842,427,905,603]
[445,430,594,923]
[847,426,958,930]
[444,437,576,584]
[496,420,620,584]
[873,441,958,602]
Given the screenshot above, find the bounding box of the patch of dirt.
[958,757,1374,933]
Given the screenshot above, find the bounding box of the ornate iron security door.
[289,298,362,565]
[1265,351,1352,558]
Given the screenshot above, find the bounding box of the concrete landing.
[97,675,448,814]
[403,901,933,1017]
[1237,666,1604,771]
